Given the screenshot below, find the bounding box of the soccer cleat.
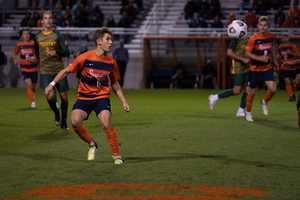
[113,156,124,164]
[61,120,69,129]
[245,112,253,122]
[55,112,62,126]
[289,94,296,101]
[31,102,36,108]
[236,109,245,117]
[208,95,216,110]
[261,100,268,115]
[87,141,98,161]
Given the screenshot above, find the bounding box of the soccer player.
[29,11,70,129]
[282,59,300,128]
[209,33,250,116]
[277,34,299,101]
[44,27,130,164]
[12,28,38,108]
[244,16,279,122]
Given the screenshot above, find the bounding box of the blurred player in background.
[29,11,70,129]
[209,20,250,116]
[245,16,278,122]
[277,34,299,101]
[282,59,300,128]
[44,27,130,164]
[13,28,38,108]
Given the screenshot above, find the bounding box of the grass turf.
[0,88,299,199]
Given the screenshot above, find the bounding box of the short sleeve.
[109,59,120,82]
[228,39,238,51]
[67,54,84,73]
[13,44,19,55]
[245,36,254,53]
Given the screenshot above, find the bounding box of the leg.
[261,80,276,116]
[59,91,69,129]
[98,110,123,164]
[199,76,204,89]
[24,78,35,105]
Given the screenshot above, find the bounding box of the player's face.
[99,33,112,52]
[281,36,289,44]
[257,20,268,35]
[42,13,53,29]
[22,30,30,42]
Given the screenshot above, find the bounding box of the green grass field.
[0,88,300,200]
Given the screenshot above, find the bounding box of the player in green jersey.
[209,36,250,116]
[29,11,70,129]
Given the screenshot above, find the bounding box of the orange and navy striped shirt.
[245,32,275,72]
[67,50,120,101]
[278,42,299,71]
[13,40,38,72]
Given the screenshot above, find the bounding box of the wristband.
[50,81,55,86]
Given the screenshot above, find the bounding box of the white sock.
[262,99,266,104]
[238,107,244,112]
[89,141,94,146]
[246,111,251,115]
[213,94,219,101]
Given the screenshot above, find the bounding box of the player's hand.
[47,50,56,56]
[242,58,250,64]
[44,85,53,96]
[295,74,300,86]
[282,61,295,69]
[260,55,268,63]
[123,102,130,113]
[28,55,37,63]
[13,59,18,65]
[273,61,279,71]
[287,50,293,55]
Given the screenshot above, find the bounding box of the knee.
[233,89,241,95]
[101,123,111,131]
[60,93,68,102]
[71,116,81,128]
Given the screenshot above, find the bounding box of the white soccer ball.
[227,20,248,39]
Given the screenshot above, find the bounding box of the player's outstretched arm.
[45,68,71,96]
[111,81,130,112]
[282,59,300,69]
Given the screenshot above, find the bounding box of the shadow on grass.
[32,129,72,142]
[127,153,300,171]
[16,108,52,111]
[187,113,299,132]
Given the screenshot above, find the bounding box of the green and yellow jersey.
[34,29,70,74]
[229,37,249,74]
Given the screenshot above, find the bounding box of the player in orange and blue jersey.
[244,16,279,122]
[13,28,38,108]
[44,27,130,164]
[283,59,300,128]
[277,34,299,101]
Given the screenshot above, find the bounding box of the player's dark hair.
[19,27,30,37]
[93,27,112,46]
[282,33,289,37]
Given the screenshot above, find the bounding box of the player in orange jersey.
[12,28,38,108]
[283,59,300,128]
[277,34,299,101]
[44,27,130,164]
[244,16,279,122]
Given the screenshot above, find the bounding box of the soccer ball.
[227,20,248,39]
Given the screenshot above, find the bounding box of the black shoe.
[61,120,69,129]
[55,112,61,126]
[289,94,296,101]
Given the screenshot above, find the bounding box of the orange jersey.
[278,42,299,71]
[245,32,275,72]
[288,7,300,22]
[67,50,120,101]
[13,40,38,72]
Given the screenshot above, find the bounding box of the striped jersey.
[229,37,249,74]
[67,50,120,101]
[245,32,275,72]
[13,40,38,72]
[34,29,70,74]
[278,42,299,71]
